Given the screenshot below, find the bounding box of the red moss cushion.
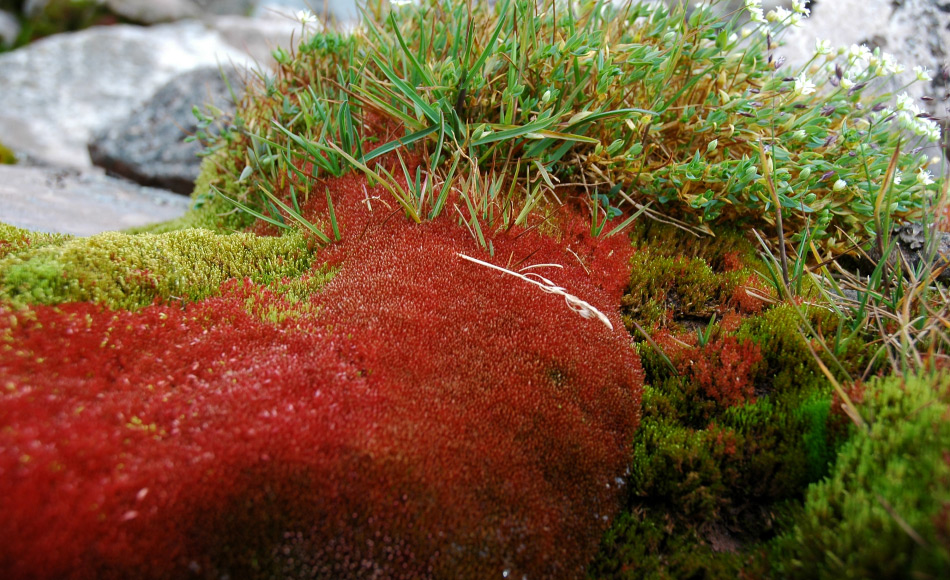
[0,175,642,579]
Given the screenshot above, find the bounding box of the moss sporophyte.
[0,0,948,578]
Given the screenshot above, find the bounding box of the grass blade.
[211,185,292,231]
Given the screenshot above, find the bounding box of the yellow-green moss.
[621,221,769,329]
[0,141,16,165]
[0,223,72,260]
[0,228,321,310]
[242,271,336,324]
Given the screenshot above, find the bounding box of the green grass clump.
[215,0,941,255]
[0,228,323,310]
[770,371,950,579]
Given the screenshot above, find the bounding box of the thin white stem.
[457,253,614,330]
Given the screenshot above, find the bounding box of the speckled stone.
[0,165,191,236]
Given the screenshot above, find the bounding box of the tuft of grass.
[213,0,941,259]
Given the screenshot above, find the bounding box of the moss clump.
[0,141,15,164]
[598,214,881,578]
[242,271,336,324]
[621,221,769,329]
[589,507,770,579]
[769,372,950,579]
[0,228,323,310]
[0,223,71,261]
[735,303,881,397]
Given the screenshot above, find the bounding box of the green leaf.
[373,56,440,125]
[470,116,560,147]
[359,124,439,165]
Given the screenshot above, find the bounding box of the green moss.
[609,216,878,577]
[770,372,950,579]
[621,221,767,330]
[0,223,72,261]
[0,141,15,164]
[0,228,321,310]
[735,303,881,397]
[242,270,337,324]
[629,415,730,520]
[588,506,768,579]
[627,220,761,271]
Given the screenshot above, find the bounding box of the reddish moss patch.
[0,172,642,579]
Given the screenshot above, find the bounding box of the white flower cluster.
[847,44,908,77]
[794,73,816,96]
[746,0,809,28]
[895,92,941,141]
[744,0,766,24]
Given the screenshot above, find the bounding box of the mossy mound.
[770,371,950,579]
[593,220,883,578]
[0,226,323,310]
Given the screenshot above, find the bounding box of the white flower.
[295,9,317,24]
[792,0,811,16]
[745,0,766,24]
[921,118,942,141]
[390,0,413,6]
[871,106,893,121]
[848,44,872,69]
[881,52,904,75]
[767,6,793,22]
[833,179,847,191]
[840,77,855,90]
[914,65,933,82]
[794,73,817,95]
[917,168,935,186]
[815,38,832,56]
[895,92,916,112]
[894,169,903,185]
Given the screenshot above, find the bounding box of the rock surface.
[0,165,191,236]
[88,66,246,194]
[0,10,18,48]
[0,20,250,169]
[875,222,950,283]
[779,0,950,114]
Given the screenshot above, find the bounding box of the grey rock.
[89,66,246,194]
[0,10,19,48]
[779,0,950,116]
[0,165,191,236]
[871,222,950,283]
[0,20,250,169]
[102,0,261,23]
[208,13,306,65]
[103,0,202,23]
[253,0,358,24]
[23,1,257,24]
